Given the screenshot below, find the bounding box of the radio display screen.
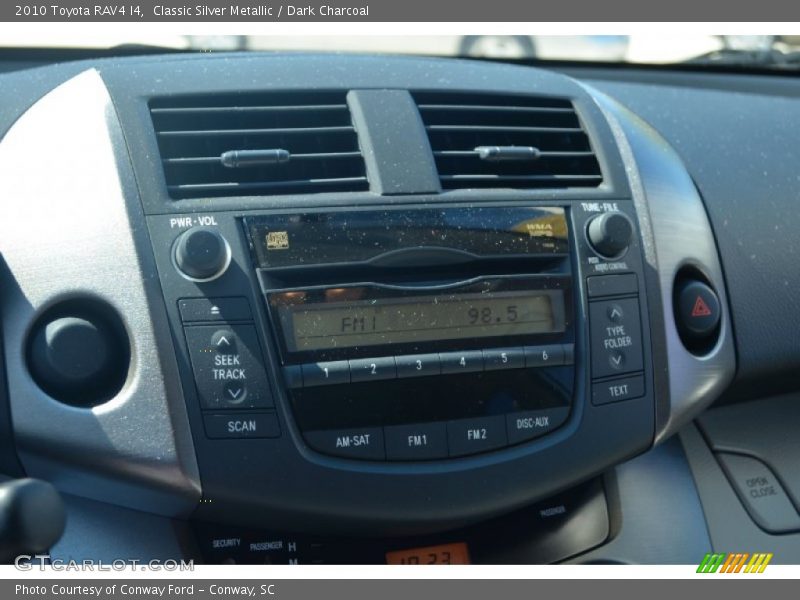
[271,288,566,353]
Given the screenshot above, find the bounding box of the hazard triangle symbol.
[691,296,713,318]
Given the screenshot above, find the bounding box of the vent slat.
[157,126,355,138]
[426,125,583,134]
[168,177,369,194]
[433,150,595,158]
[441,174,603,183]
[151,104,347,114]
[415,91,602,191]
[163,152,364,165]
[150,92,368,199]
[417,104,575,114]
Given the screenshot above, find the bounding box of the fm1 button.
[385,422,448,461]
[304,428,385,460]
[676,280,721,341]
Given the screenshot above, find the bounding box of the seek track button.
[184,324,274,409]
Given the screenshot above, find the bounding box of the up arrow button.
[211,329,237,353]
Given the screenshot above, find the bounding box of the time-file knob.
[587,212,634,258]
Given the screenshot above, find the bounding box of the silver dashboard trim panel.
[0,69,201,515]
[583,84,736,443]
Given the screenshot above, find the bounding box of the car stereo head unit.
[144,196,654,534]
[244,207,578,461]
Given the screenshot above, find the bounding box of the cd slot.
[258,255,568,289]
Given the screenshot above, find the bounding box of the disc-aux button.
[184,324,274,409]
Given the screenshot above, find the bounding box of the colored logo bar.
[697,552,773,573]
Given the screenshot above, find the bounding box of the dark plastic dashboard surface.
[583,74,800,399]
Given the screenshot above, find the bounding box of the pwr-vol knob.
[587,212,634,258]
[173,227,231,282]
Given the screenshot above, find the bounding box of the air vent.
[414,92,602,190]
[149,92,368,199]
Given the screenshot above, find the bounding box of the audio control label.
[185,324,274,410]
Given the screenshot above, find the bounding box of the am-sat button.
[592,375,645,406]
[304,428,385,460]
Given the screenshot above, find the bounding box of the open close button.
[717,452,800,534]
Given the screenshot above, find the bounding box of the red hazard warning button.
[676,280,721,341]
[691,296,713,318]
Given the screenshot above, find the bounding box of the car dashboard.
[0,51,799,565]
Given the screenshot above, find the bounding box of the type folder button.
[589,298,644,379]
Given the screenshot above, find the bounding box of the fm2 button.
[447,416,507,457]
[184,325,274,409]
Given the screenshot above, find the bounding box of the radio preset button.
[483,347,525,371]
[385,422,448,461]
[589,298,644,379]
[349,357,397,383]
[506,407,570,444]
[184,324,274,410]
[447,416,507,457]
[439,351,484,375]
[283,365,303,389]
[302,361,350,387]
[562,343,575,365]
[396,354,441,379]
[524,344,565,368]
[304,428,385,460]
